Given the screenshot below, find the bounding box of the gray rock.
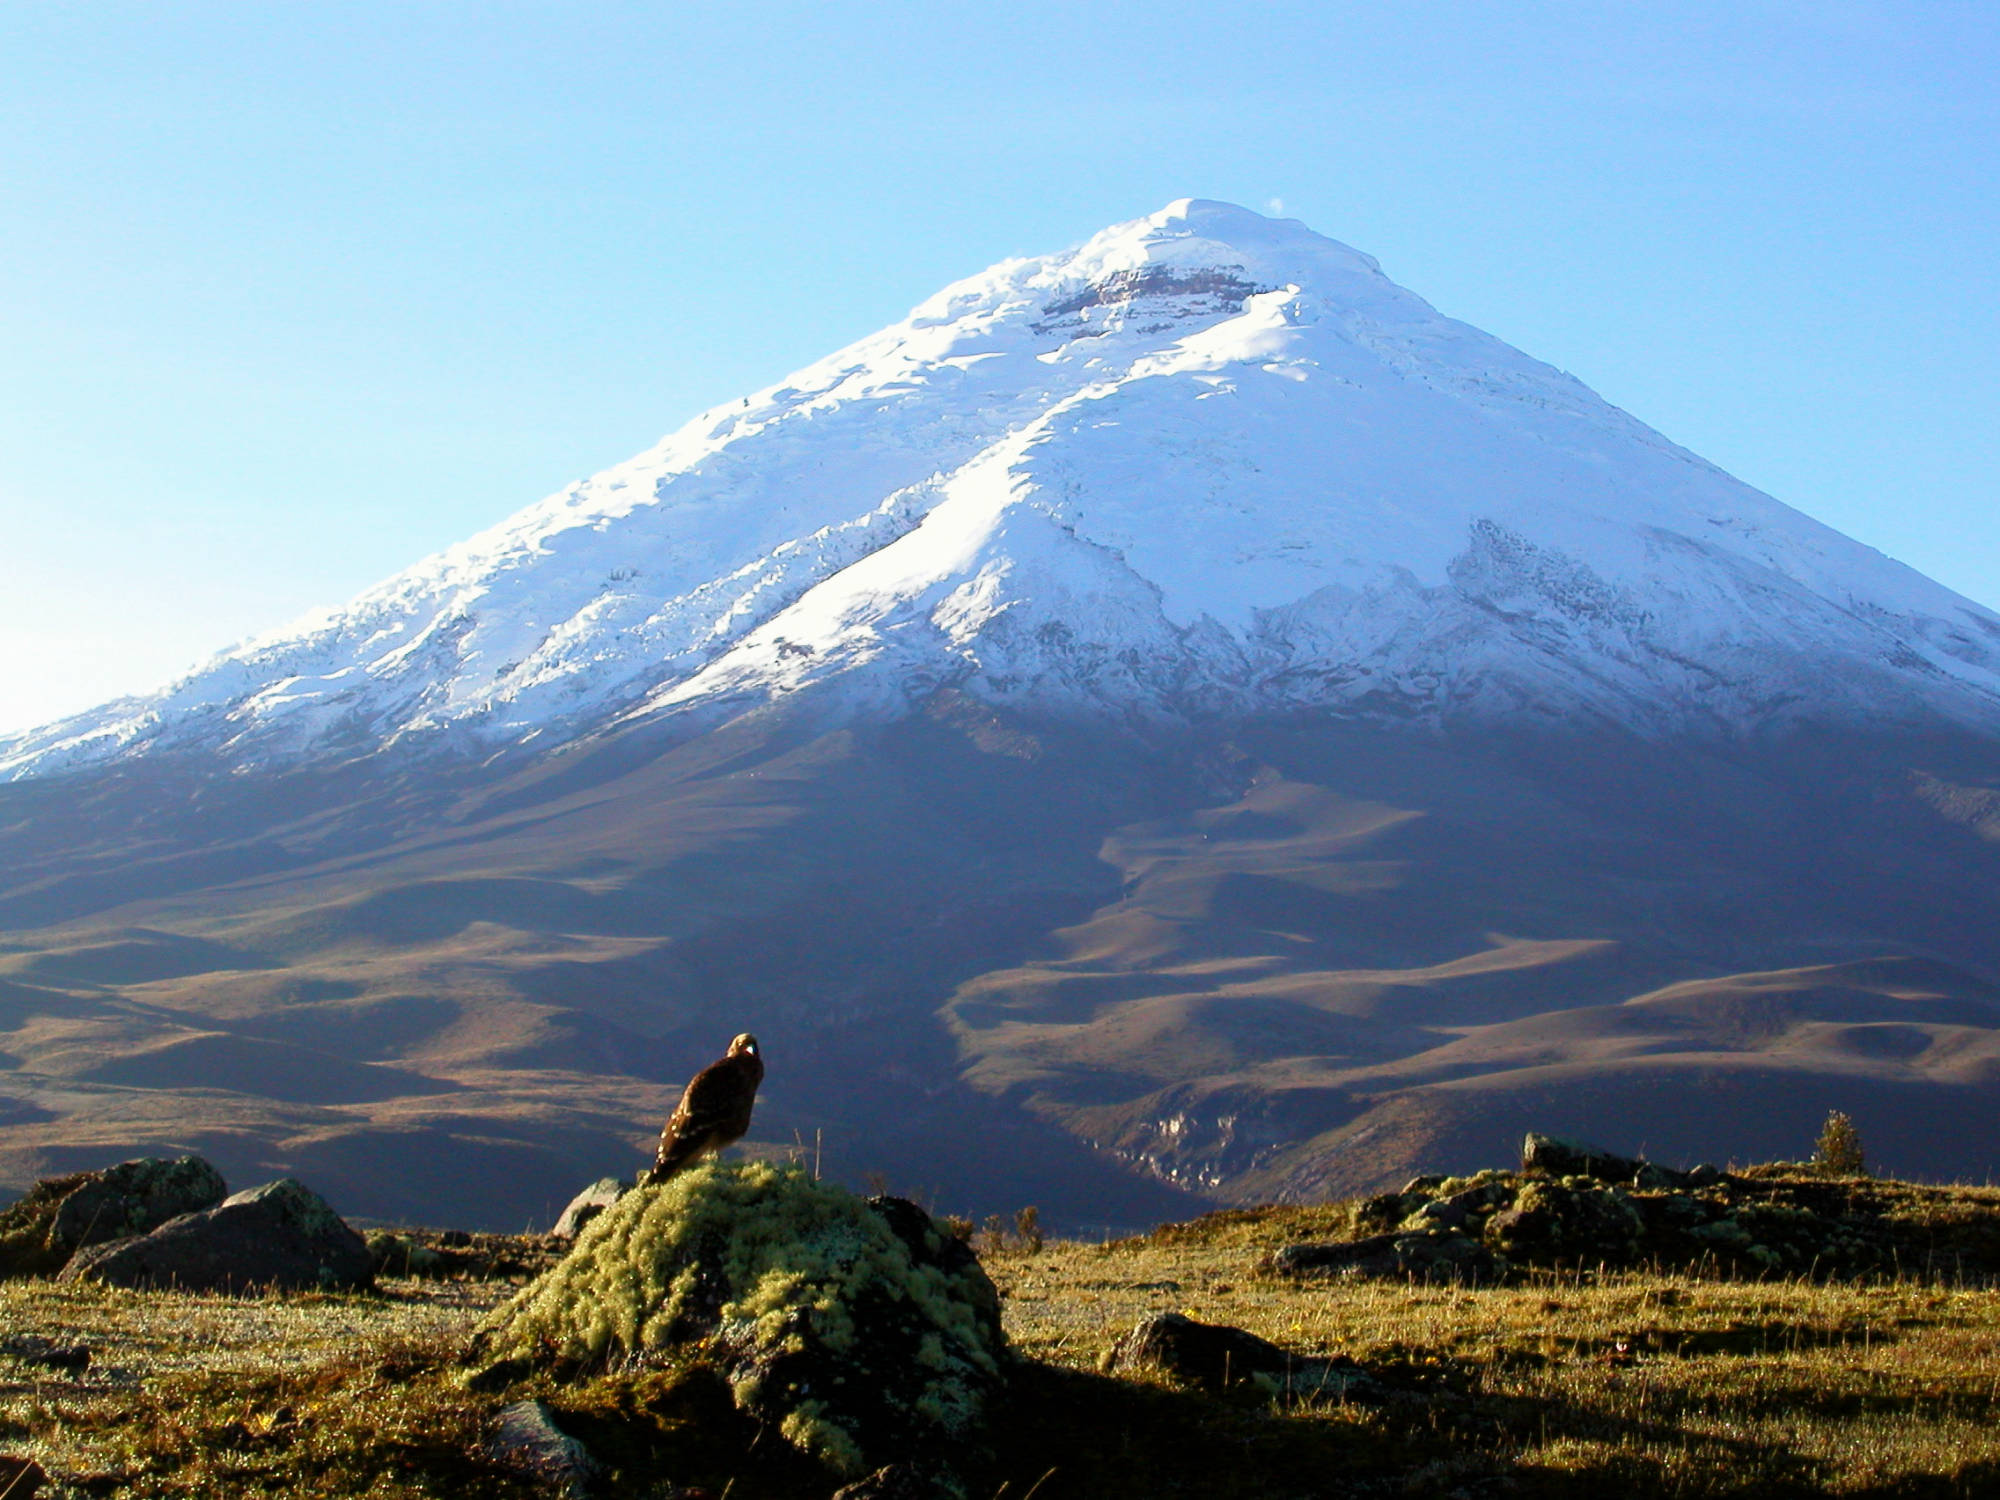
[58,1177,373,1294]
[0,1156,226,1279]
[550,1176,629,1239]
[489,1399,600,1499]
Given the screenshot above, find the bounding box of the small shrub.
[1015,1206,1043,1255]
[1814,1111,1867,1176]
[939,1213,975,1243]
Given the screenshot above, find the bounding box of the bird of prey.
[646,1032,764,1184]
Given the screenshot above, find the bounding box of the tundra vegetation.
[3,1150,2000,1497]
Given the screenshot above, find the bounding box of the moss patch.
[476,1161,1004,1478]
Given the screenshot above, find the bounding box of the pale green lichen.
[477,1161,1002,1476]
[780,1400,865,1474]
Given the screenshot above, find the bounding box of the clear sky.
[2,2,1995,735]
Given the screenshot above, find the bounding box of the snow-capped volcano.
[10,198,2000,779]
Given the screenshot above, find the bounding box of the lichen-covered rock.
[1285,1138,2000,1285]
[58,1177,372,1293]
[1482,1178,1644,1265]
[474,1161,1005,1480]
[0,1156,226,1279]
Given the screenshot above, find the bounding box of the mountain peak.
[1057,197,1384,288]
[6,204,1999,781]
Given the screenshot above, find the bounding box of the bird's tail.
[645,1140,699,1186]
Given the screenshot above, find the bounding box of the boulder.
[474,1161,1006,1481]
[59,1178,373,1293]
[1520,1133,1649,1182]
[550,1176,630,1239]
[1107,1312,1374,1400]
[0,1156,226,1279]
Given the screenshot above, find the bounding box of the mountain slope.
[8,199,2000,780]
[3,201,2000,1227]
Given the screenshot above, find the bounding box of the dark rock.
[1520,1133,1652,1182]
[366,1230,445,1278]
[1483,1179,1643,1266]
[867,1193,1003,1346]
[1107,1310,1293,1390]
[58,1177,373,1294]
[1107,1312,1374,1399]
[0,1156,226,1279]
[490,1399,600,1499]
[1272,1230,1504,1284]
[462,1355,532,1394]
[0,1454,45,1499]
[1271,1232,1406,1279]
[1686,1163,1723,1187]
[551,1177,629,1240]
[1407,1197,1471,1232]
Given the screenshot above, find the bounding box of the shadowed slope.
[3,703,2000,1226]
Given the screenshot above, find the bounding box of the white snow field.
[8,198,1999,779]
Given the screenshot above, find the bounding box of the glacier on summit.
[9,198,2000,779]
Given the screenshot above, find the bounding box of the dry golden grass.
[990,1214,2000,1496]
[0,1277,528,1498]
[6,1187,2000,1496]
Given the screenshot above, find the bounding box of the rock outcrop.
[1273,1137,1976,1284]
[474,1161,1006,1482]
[0,1156,226,1279]
[59,1178,373,1293]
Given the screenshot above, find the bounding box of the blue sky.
[2,2,1995,734]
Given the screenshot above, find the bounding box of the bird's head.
[728,1033,760,1058]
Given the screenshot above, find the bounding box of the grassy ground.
[989,1214,2000,1497]
[6,1184,2000,1497]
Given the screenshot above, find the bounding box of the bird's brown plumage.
[646,1032,764,1184]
